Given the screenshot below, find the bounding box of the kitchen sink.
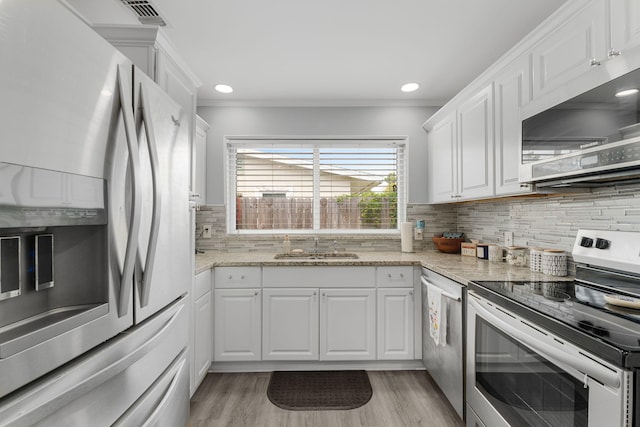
[273,252,359,260]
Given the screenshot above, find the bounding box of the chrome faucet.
[313,237,320,253]
[332,240,338,254]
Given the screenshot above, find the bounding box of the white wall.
[196,106,438,204]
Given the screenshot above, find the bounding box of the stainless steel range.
[467,229,640,427]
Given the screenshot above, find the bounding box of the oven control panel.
[573,229,640,275]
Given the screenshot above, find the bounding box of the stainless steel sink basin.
[273,252,359,260]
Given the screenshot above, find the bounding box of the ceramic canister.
[529,247,545,272]
[542,249,567,276]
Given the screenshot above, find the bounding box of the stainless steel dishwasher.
[421,267,465,420]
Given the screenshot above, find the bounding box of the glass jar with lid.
[505,246,529,267]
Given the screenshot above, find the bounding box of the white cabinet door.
[530,0,607,99]
[610,0,640,56]
[193,291,212,390]
[191,269,212,396]
[428,113,457,203]
[262,288,319,361]
[193,116,209,205]
[494,57,532,196]
[213,289,261,361]
[319,289,375,361]
[377,288,414,360]
[457,84,494,200]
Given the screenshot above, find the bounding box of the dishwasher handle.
[421,276,461,302]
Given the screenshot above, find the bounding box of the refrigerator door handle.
[117,64,142,317]
[137,82,162,307]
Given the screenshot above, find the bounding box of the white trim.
[210,359,425,373]
[225,136,408,234]
[197,98,445,108]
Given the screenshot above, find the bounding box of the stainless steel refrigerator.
[0,1,191,425]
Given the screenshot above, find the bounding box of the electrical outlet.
[202,224,213,239]
[504,231,513,247]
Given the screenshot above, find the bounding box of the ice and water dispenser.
[0,162,109,352]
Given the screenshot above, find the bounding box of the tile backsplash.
[195,203,456,253]
[196,184,640,273]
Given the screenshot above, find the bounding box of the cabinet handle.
[254,291,259,296]
[388,274,392,278]
[228,275,232,280]
[241,275,245,280]
[400,273,404,278]
[608,48,621,58]
[589,58,601,67]
[313,291,317,296]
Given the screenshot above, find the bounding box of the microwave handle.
[116,64,142,317]
[469,295,621,389]
[136,82,163,308]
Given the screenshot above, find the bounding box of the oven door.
[466,291,632,427]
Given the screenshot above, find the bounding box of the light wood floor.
[189,370,464,427]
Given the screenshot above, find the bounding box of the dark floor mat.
[267,370,373,411]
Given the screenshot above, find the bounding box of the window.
[226,138,406,233]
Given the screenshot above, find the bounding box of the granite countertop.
[195,250,574,285]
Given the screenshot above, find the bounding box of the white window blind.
[227,139,406,233]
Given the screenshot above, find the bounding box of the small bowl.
[432,236,465,254]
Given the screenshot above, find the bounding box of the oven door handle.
[470,296,621,389]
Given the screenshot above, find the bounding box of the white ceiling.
[66,0,568,107]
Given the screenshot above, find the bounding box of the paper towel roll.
[401,222,414,253]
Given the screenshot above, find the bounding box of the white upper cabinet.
[494,56,533,196]
[193,116,209,205]
[609,0,640,56]
[530,0,607,99]
[423,0,640,204]
[428,114,456,203]
[457,84,495,200]
[428,85,494,203]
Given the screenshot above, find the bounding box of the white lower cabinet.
[193,291,212,387]
[213,289,261,361]
[377,288,415,360]
[211,266,419,364]
[262,288,319,360]
[262,287,376,361]
[191,269,212,396]
[320,288,376,361]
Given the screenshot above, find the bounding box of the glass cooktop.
[470,280,640,368]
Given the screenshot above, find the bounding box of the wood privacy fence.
[236,197,396,230]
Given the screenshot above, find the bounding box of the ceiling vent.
[120,0,167,26]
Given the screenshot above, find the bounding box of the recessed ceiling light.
[615,88,639,97]
[401,83,420,93]
[215,84,234,94]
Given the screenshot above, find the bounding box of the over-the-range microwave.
[520,66,640,188]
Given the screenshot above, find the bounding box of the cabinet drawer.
[263,266,375,287]
[376,266,414,287]
[194,269,212,299]
[214,267,261,288]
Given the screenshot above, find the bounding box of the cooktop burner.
[470,280,640,368]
